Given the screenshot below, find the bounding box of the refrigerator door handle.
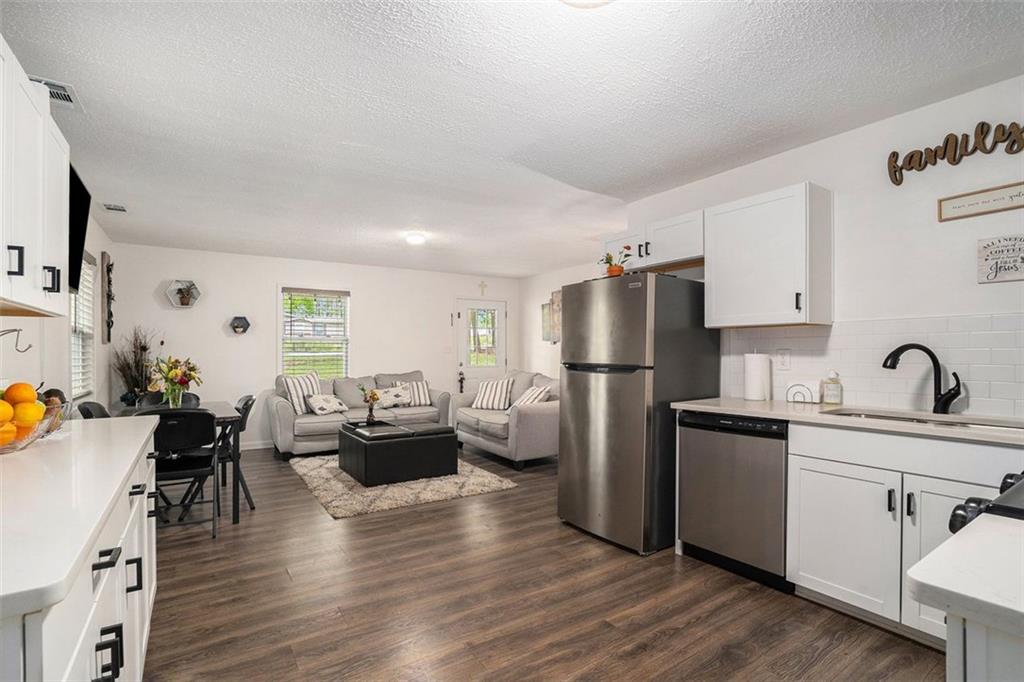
[563,363,645,374]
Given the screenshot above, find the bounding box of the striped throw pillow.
[283,372,321,415]
[506,385,550,414]
[398,380,431,407]
[471,377,513,411]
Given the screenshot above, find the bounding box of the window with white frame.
[280,287,350,378]
[70,254,97,398]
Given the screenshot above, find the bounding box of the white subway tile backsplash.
[968,331,1018,348]
[721,312,1022,419]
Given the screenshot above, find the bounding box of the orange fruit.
[13,401,45,426]
[14,424,34,441]
[0,400,12,424]
[3,382,37,405]
[0,423,15,445]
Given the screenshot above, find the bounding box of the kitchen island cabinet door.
[787,455,902,621]
[901,474,999,639]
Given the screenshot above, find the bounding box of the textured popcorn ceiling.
[2,1,1022,276]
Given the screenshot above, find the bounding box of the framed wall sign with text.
[977,234,1024,284]
[939,181,1024,222]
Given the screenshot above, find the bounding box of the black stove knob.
[948,496,993,534]
[1000,472,1023,494]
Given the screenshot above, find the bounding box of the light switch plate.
[776,348,792,371]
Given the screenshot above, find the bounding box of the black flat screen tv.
[68,165,90,293]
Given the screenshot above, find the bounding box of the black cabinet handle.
[637,242,644,258]
[887,488,896,513]
[6,245,24,276]
[146,453,158,460]
[99,623,124,678]
[126,557,143,593]
[906,492,916,517]
[43,265,60,293]
[129,483,147,497]
[92,546,122,572]
[93,638,118,682]
[644,241,651,258]
[795,292,803,312]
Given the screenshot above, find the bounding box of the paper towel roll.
[744,354,772,401]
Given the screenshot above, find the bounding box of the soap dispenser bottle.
[822,370,843,405]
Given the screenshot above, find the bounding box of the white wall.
[109,243,521,448]
[0,216,112,402]
[628,75,1024,321]
[519,262,601,377]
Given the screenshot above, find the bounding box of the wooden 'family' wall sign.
[888,120,1023,186]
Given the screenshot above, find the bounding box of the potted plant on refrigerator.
[599,245,632,277]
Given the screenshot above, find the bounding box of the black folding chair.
[218,395,256,511]
[77,401,111,419]
[141,408,219,538]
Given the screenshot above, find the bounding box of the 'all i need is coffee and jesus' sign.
[978,234,1024,284]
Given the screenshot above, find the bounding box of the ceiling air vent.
[103,204,127,213]
[28,76,83,112]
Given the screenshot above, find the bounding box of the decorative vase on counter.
[606,265,625,277]
[164,384,183,409]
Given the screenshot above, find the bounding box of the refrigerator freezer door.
[560,274,654,368]
[558,365,654,553]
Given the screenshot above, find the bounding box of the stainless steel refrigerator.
[557,272,720,555]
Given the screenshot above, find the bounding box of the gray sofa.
[267,370,451,459]
[453,370,559,469]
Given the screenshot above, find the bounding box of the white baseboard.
[240,439,274,451]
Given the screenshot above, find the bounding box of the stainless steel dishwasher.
[678,411,793,592]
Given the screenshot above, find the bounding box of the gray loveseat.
[267,370,451,459]
[452,370,559,469]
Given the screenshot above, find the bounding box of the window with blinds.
[281,287,350,378]
[71,256,97,398]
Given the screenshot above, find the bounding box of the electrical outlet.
[776,349,792,371]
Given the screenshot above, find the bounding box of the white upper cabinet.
[0,35,70,317]
[600,210,704,271]
[41,113,70,315]
[644,209,703,267]
[704,182,832,328]
[601,229,645,269]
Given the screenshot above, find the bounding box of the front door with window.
[455,299,507,390]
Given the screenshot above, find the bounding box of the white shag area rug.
[290,455,517,519]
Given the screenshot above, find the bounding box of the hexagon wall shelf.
[166,280,201,308]
[230,316,251,334]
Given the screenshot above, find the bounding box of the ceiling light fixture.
[559,0,614,8]
[405,232,427,246]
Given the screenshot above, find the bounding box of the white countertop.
[908,514,1024,637]
[0,417,157,615]
[670,398,1024,447]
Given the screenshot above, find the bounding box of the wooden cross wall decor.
[887,120,1023,186]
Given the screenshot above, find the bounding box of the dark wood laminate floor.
[145,448,943,681]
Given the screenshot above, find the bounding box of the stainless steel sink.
[820,407,1024,431]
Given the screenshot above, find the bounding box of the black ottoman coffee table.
[338,421,458,486]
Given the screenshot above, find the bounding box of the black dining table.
[113,400,244,525]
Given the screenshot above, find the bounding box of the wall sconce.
[230,316,251,334]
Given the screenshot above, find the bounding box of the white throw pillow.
[282,372,321,415]
[472,377,513,411]
[376,385,412,409]
[305,394,348,416]
[506,385,550,414]
[398,380,431,407]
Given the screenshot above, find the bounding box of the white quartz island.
[0,416,158,682]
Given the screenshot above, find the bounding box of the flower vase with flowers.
[150,356,203,408]
[599,245,632,276]
[358,384,381,424]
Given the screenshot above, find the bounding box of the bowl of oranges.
[0,382,67,455]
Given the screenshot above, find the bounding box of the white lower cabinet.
[22,457,156,681]
[900,475,998,639]
[786,424,1020,642]
[787,455,903,620]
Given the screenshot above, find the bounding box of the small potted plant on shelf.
[176,281,199,307]
[599,245,632,277]
[358,384,381,424]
